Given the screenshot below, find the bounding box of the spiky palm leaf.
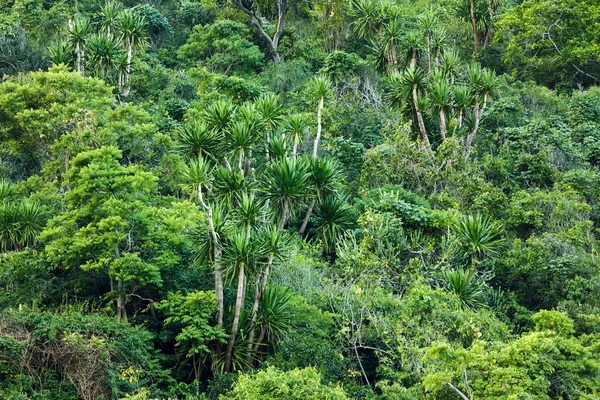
[428,72,453,111]
[204,100,236,134]
[255,93,283,132]
[231,192,265,233]
[0,203,18,252]
[267,135,288,161]
[117,9,147,50]
[0,179,16,203]
[212,167,248,206]
[177,120,222,161]
[48,39,74,66]
[306,76,332,103]
[452,214,504,264]
[311,195,355,255]
[99,1,121,37]
[226,121,259,167]
[181,156,213,201]
[283,114,309,156]
[349,0,386,38]
[256,286,294,347]
[445,268,486,310]
[16,201,44,248]
[85,33,123,77]
[264,157,311,228]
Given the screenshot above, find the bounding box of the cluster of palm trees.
[0,179,44,252]
[178,92,354,372]
[48,2,147,95]
[350,1,500,155]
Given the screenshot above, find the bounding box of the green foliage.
[178,20,264,75]
[220,366,349,399]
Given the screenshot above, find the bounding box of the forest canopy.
[1,0,600,399]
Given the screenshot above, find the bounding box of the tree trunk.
[439,108,447,140]
[225,263,246,372]
[246,252,273,363]
[198,185,224,329]
[279,200,289,230]
[412,84,430,150]
[293,139,298,157]
[470,0,479,54]
[312,96,324,158]
[464,101,480,157]
[299,198,316,235]
[410,49,417,69]
[76,42,82,73]
[426,33,431,75]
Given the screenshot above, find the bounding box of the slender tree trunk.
[246,252,274,363]
[412,84,430,150]
[426,33,431,75]
[225,263,246,372]
[470,0,479,54]
[312,96,324,158]
[439,108,447,140]
[76,42,82,73]
[279,200,289,230]
[293,139,298,157]
[464,101,480,156]
[410,49,417,69]
[198,186,223,329]
[299,198,316,235]
[114,246,127,322]
[435,47,440,68]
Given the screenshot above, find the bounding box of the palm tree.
[387,67,430,150]
[253,286,293,350]
[223,229,264,372]
[306,76,332,159]
[382,17,403,69]
[204,100,236,136]
[440,49,461,84]
[85,33,123,79]
[181,157,225,330]
[445,268,485,310]
[0,179,15,203]
[68,17,91,74]
[403,31,423,69]
[16,201,44,249]
[264,157,311,229]
[283,114,309,157]
[311,195,355,256]
[465,66,497,156]
[349,0,386,38]
[255,94,283,161]
[452,213,504,266]
[453,84,474,133]
[431,28,448,69]
[177,121,222,161]
[429,72,453,140]
[48,39,74,66]
[247,227,288,358]
[0,203,17,252]
[117,9,147,94]
[226,121,259,172]
[420,10,438,74]
[99,1,120,38]
[299,157,342,236]
[213,167,248,206]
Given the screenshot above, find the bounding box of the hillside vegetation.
[1,0,600,398]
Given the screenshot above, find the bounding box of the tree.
[299,158,342,236]
[229,0,289,62]
[496,0,600,88]
[178,19,264,75]
[41,147,181,322]
[68,17,91,74]
[452,213,504,266]
[157,291,227,391]
[264,157,311,229]
[117,9,147,95]
[306,76,332,159]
